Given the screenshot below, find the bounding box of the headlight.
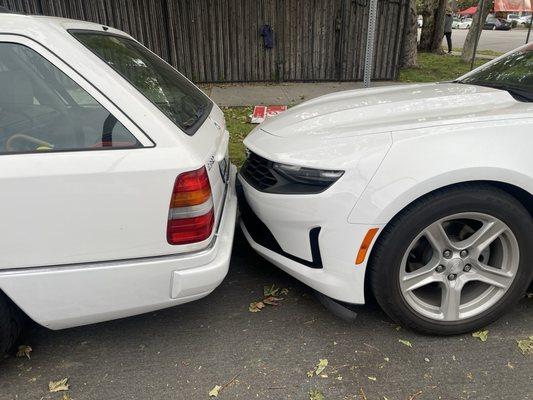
[240,151,344,194]
[273,163,344,186]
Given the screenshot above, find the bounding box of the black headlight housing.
[240,151,344,194]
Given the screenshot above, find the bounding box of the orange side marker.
[355,228,379,265]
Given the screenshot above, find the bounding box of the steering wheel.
[6,134,54,152]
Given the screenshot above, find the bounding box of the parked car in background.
[518,15,532,25]
[238,43,533,335]
[0,13,238,353]
[507,13,520,23]
[457,18,473,29]
[484,16,512,30]
[452,17,461,29]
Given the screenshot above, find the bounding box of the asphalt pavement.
[444,28,530,53]
[1,230,532,400]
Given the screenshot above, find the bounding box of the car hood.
[259,83,526,139]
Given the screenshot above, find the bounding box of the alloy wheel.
[399,212,519,321]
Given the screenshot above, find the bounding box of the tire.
[0,292,24,353]
[369,184,533,335]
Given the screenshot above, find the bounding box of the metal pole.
[363,0,378,88]
[526,13,532,43]
[470,0,485,71]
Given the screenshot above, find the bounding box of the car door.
[0,35,183,270]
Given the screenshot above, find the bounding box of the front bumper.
[0,166,238,330]
[237,174,382,304]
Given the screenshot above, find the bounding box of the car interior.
[0,43,139,154]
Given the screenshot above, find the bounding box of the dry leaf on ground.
[48,378,69,393]
[208,385,222,397]
[517,336,533,355]
[308,359,328,377]
[398,339,412,348]
[249,285,285,312]
[309,389,325,400]
[262,296,282,306]
[249,301,265,312]
[472,330,489,342]
[16,345,32,359]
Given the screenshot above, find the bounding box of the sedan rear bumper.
[0,166,238,330]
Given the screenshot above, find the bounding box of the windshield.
[71,31,212,135]
[458,44,533,102]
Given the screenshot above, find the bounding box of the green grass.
[453,48,503,57]
[399,52,487,83]
[226,53,490,165]
[223,106,254,167]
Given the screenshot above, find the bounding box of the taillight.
[167,167,214,245]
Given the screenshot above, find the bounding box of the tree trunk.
[400,0,418,68]
[461,0,491,62]
[418,0,447,53]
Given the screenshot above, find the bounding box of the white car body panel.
[0,15,237,328]
[240,46,533,304]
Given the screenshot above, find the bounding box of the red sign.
[494,0,532,11]
[251,105,287,124]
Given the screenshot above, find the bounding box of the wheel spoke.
[400,263,441,292]
[468,261,514,289]
[424,221,453,253]
[458,219,507,255]
[440,282,462,320]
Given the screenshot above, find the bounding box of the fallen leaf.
[262,296,283,306]
[384,357,390,362]
[472,330,489,342]
[249,301,265,312]
[264,284,280,297]
[516,336,533,355]
[16,345,32,360]
[48,378,69,393]
[368,376,377,381]
[466,372,474,381]
[507,361,514,369]
[398,339,412,348]
[62,394,71,400]
[315,359,328,375]
[309,389,325,400]
[209,385,222,397]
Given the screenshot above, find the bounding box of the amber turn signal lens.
[355,228,379,265]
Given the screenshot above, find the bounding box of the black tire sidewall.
[371,186,533,335]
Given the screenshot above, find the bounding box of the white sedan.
[0,13,237,352]
[457,18,473,29]
[238,44,533,335]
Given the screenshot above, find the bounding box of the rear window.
[71,31,212,136]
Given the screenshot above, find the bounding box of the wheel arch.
[363,179,533,300]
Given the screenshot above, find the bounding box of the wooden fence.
[1,0,409,82]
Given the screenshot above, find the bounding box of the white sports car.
[238,44,533,335]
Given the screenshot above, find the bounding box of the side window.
[0,42,141,154]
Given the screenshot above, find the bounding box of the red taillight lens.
[167,167,214,245]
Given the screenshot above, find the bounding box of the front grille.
[240,152,277,191]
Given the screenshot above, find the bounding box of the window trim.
[0,33,155,156]
[69,29,214,136]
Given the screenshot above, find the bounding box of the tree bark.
[460,0,492,62]
[418,0,447,53]
[400,0,418,68]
